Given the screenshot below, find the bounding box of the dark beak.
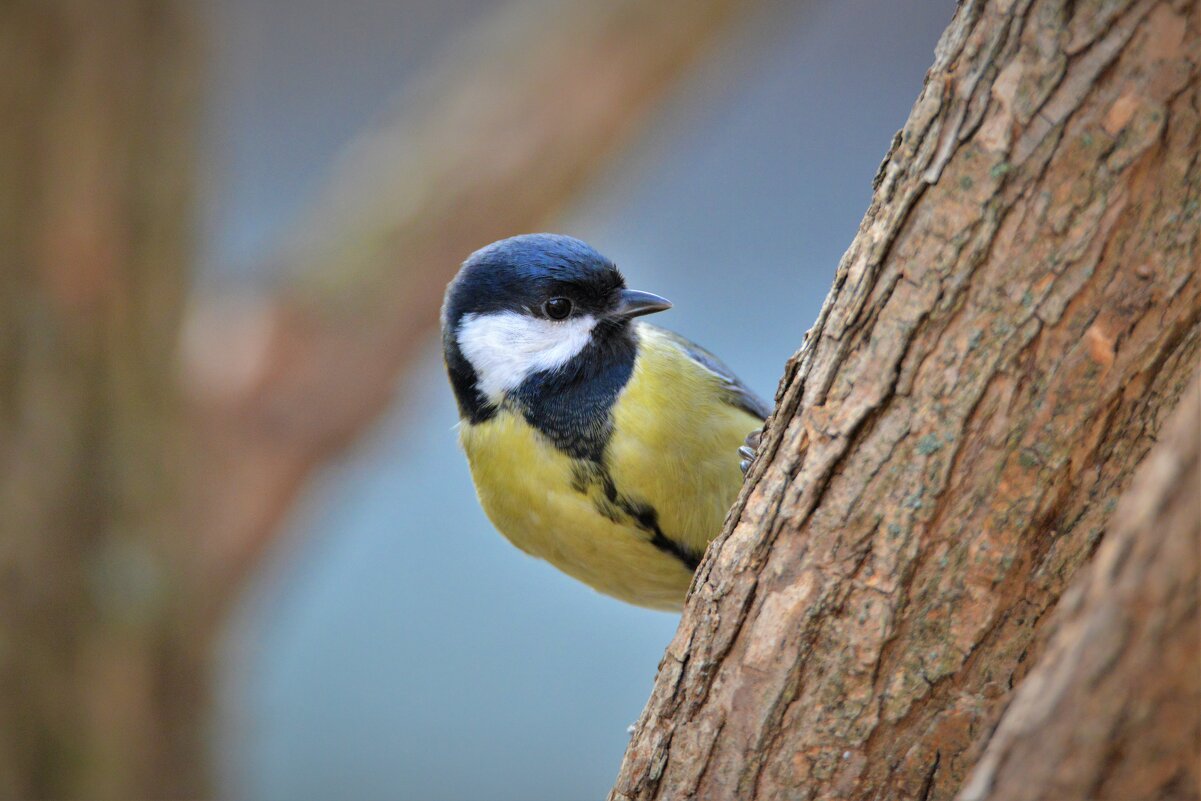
[614,288,672,319]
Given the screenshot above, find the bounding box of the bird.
[441,233,770,611]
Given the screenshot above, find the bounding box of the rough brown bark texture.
[0,2,201,798]
[613,1,1200,799]
[959,373,1199,801]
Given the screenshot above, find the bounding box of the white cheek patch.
[456,310,597,401]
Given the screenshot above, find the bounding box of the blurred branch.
[959,372,1200,801]
[184,0,752,611]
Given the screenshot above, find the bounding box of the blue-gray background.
[206,1,955,799]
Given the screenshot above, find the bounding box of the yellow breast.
[459,324,762,610]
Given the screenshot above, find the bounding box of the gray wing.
[651,325,773,421]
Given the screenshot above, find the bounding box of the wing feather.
[645,325,773,421]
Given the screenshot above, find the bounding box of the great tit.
[441,234,770,611]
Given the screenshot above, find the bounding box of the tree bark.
[613,1,1200,799]
[0,2,201,798]
[958,373,1199,801]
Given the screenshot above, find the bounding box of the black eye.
[544,297,573,320]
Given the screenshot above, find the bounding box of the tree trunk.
[0,2,201,798]
[958,374,1199,801]
[613,1,1200,799]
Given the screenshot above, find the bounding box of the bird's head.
[441,233,671,409]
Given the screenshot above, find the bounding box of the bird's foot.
[739,428,763,476]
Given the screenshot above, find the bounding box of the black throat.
[511,319,636,463]
[444,318,638,464]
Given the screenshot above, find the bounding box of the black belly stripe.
[574,464,702,572]
[648,529,701,571]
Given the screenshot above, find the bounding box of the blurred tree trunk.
[614,1,1200,800]
[0,2,202,799]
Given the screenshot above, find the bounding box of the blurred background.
[2,0,953,799]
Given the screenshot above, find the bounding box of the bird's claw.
[739,428,764,476]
